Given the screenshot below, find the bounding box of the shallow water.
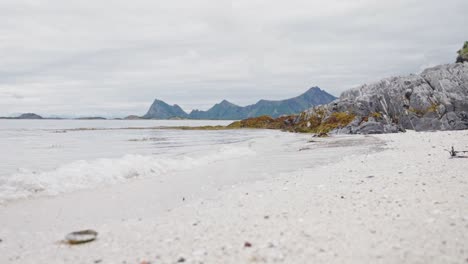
[0,120,277,202]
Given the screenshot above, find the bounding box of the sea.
[0,119,276,203]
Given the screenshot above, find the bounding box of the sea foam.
[0,145,255,203]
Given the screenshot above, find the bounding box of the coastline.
[1,130,467,263]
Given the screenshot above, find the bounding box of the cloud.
[0,0,467,116]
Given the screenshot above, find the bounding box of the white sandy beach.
[1,130,467,263]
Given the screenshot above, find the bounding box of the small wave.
[0,145,255,203]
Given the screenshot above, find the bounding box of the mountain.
[143,99,189,119]
[190,87,336,119]
[243,87,337,118]
[142,87,336,120]
[189,100,247,120]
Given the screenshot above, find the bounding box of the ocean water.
[0,120,273,203]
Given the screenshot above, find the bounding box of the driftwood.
[448,146,468,157]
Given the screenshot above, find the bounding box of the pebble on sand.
[64,230,98,245]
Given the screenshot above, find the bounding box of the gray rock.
[298,62,468,134]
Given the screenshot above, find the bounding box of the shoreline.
[1,131,467,263]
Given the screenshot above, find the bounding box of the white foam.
[0,144,255,203]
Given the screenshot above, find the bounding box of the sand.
[0,130,467,263]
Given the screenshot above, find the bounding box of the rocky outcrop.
[296,62,468,134]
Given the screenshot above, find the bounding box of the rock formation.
[294,62,468,134]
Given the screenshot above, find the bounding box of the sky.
[0,0,467,117]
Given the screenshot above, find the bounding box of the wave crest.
[0,145,254,203]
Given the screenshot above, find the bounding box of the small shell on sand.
[65,230,98,245]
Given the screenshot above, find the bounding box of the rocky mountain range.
[142,87,336,120]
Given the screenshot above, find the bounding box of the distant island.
[0,113,44,120]
[0,114,108,120]
[142,87,336,120]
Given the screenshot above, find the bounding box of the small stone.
[244,242,252,248]
[65,230,98,245]
[94,260,102,264]
[264,215,270,219]
[340,196,345,199]
[177,257,186,263]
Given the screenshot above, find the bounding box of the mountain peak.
[143,99,188,119]
[219,99,235,106]
[305,87,322,93]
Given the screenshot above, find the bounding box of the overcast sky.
[0,0,466,117]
